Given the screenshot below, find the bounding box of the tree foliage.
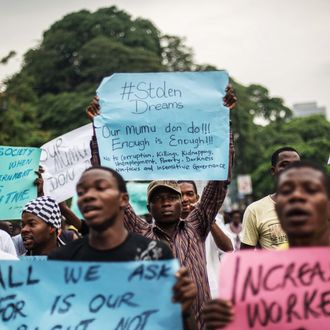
[1,5,328,200]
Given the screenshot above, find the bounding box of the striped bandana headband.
[22,196,62,230]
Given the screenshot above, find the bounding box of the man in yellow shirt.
[241,147,300,249]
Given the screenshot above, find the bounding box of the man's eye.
[279,187,292,195]
[97,185,108,191]
[77,189,84,196]
[305,185,319,194]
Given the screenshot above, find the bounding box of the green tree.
[1,5,328,204]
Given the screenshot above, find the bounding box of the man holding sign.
[49,166,197,329]
[86,76,236,329]
[203,161,330,329]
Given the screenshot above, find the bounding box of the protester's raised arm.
[34,165,45,197]
[210,223,234,252]
[188,90,235,239]
[223,84,237,110]
[86,96,100,121]
[123,203,150,234]
[59,201,83,232]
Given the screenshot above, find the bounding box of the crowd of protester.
[1,85,329,330]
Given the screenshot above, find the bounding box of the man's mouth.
[81,205,101,219]
[22,236,34,245]
[285,208,310,223]
[161,210,173,216]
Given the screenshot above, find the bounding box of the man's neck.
[89,221,128,250]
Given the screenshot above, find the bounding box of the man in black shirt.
[49,166,196,326]
[49,167,172,261]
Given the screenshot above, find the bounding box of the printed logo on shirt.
[269,223,287,246]
[135,241,163,261]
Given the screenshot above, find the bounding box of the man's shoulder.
[49,237,87,260]
[0,229,11,239]
[246,195,273,211]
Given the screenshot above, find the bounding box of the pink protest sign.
[219,247,330,330]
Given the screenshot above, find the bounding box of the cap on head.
[22,196,62,230]
[147,180,181,202]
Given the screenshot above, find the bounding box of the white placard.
[40,124,93,202]
[237,174,252,195]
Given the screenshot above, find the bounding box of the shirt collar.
[151,218,186,234]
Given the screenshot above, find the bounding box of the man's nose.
[21,226,29,234]
[289,187,306,201]
[79,188,96,202]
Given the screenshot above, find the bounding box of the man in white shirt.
[0,249,18,260]
[0,229,17,256]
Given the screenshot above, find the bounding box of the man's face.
[148,187,182,225]
[77,169,128,230]
[272,151,300,177]
[179,182,199,218]
[276,167,330,240]
[0,221,14,236]
[231,212,242,225]
[21,213,52,251]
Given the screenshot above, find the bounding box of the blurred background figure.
[225,210,243,250]
[0,221,14,236]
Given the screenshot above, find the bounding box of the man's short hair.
[177,180,198,195]
[277,161,330,197]
[271,147,300,167]
[84,166,127,193]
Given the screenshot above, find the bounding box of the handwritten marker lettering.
[0,260,182,329]
[95,72,230,180]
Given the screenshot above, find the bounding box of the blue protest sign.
[0,259,183,330]
[0,146,41,220]
[94,71,230,180]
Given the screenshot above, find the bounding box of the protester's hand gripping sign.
[0,146,40,220]
[94,71,230,180]
[40,124,93,202]
[219,247,330,330]
[0,259,183,330]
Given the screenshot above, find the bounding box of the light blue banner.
[95,71,230,180]
[127,181,149,216]
[0,259,182,330]
[0,146,41,220]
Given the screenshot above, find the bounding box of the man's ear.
[49,227,55,234]
[271,166,276,176]
[120,193,129,209]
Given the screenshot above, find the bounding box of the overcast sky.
[1,0,329,119]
